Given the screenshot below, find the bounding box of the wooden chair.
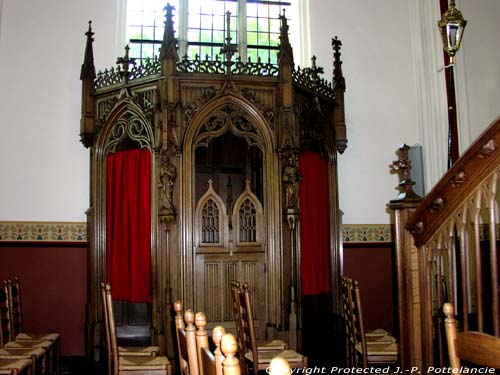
[238,284,307,375]
[341,276,398,368]
[443,303,500,374]
[103,284,172,375]
[0,359,33,375]
[0,286,50,375]
[230,281,286,365]
[100,282,159,375]
[5,278,60,375]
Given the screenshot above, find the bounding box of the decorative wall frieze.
[13,221,500,244]
[0,222,87,242]
[343,224,393,243]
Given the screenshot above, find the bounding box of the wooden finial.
[174,300,183,314]
[269,357,291,375]
[185,309,199,375]
[213,326,227,375]
[80,20,96,80]
[116,45,136,84]
[221,334,240,375]
[160,3,178,61]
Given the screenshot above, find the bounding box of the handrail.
[406,116,500,246]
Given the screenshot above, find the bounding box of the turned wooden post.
[212,326,226,375]
[388,144,423,371]
[185,310,199,375]
[195,312,209,375]
[221,334,240,375]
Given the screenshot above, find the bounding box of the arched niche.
[91,98,158,347]
[180,94,283,335]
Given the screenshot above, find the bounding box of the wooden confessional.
[80,7,347,361]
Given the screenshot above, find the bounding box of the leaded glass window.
[125,0,291,64]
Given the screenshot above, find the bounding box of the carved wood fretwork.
[80,6,347,361]
[195,104,262,150]
[106,109,153,153]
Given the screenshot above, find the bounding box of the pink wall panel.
[343,244,395,335]
[0,244,87,356]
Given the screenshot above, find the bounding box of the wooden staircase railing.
[390,116,500,371]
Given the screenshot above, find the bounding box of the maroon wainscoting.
[0,243,87,356]
[343,243,395,334]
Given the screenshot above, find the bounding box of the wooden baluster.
[487,173,499,336]
[185,310,199,375]
[195,312,209,375]
[269,357,291,375]
[212,326,226,375]
[472,189,484,332]
[174,301,188,374]
[221,334,240,375]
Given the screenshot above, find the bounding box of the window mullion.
[238,0,247,61]
[178,0,189,57]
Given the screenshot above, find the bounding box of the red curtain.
[106,148,152,303]
[299,151,331,295]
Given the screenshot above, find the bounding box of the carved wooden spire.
[332,36,347,154]
[220,11,238,77]
[278,9,294,65]
[80,21,96,80]
[160,3,179,61]
[80,21,96,148]
[332,36,345,89]
[116,45,136,85]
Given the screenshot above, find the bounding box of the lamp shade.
[438,0,467,63]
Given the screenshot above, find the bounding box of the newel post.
[388,144,423,371]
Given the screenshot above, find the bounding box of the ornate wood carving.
[80,6,347,360]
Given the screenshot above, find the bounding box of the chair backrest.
[443,303,500,372]
[340,276,353,365]
[230,281,245,356]
[8,277,23,338]
[351,280,368,367]
[100,283,112,375]
[103,284,120,375]
[340,276,368,368]
[0,286,11,347]
[1,281,15,345]
[238,283,259,375]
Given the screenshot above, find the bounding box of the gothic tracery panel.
[195,179,228,250]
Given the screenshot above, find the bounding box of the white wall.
[308,0,500,224]
[456,0,500,148]
[0,0,498,224]
[309,0,420,224]
[0,0,119,221]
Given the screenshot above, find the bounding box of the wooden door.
[193,133,267,337]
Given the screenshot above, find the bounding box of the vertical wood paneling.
[224,262,238,321]
[204,262,221,321]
